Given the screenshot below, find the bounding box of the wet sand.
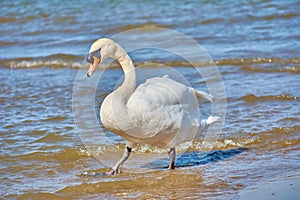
[239,172,300,199]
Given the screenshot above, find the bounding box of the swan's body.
[101,75,205,148]
[85,38,219,175]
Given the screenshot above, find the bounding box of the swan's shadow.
[144,148,248,169]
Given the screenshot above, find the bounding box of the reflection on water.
[147,148,248,169]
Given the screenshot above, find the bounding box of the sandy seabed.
[239,172,300,200]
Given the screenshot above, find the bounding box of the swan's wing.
[126,76,200,145]
[146,76,212,102]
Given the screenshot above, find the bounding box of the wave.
[188,125,300,152]
[0,54,84,69]
[238,94,298,103]
[0,41,18,46]
[247,12,297,21]
[215,57,300,66]
[79,126,300,155]
[1,147,90,163]
[1,55,300,72]
[240,65,300,74]
[253,126,300,151]
[104,22,172,34]
[0,13,50,24]
[42,116,68,122]
[0,16,17,23]
[34,132,69,143]
[2,126,298,173]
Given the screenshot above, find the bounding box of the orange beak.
[87,56,100,77]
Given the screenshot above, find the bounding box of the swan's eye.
[86,48,101,64]
[86,54,94,64]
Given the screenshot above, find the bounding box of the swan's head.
[86,38,118,77]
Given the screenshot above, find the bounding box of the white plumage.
[85,38,219,175]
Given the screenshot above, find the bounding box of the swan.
[85,38,219,175]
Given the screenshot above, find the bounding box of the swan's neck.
[115,48,136,102]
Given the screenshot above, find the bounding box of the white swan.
[86,38,219,175]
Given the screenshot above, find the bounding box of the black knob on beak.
[86,48,101,64]
[86,54,94,64]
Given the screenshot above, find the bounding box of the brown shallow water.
[1,65,299,199]
[1,0,300,199]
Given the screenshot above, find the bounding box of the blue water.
[0,0,300,199]
[1,0,299,60]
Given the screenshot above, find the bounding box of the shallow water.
[1,0,300,199]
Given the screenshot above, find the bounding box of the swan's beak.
[87,56,100,77]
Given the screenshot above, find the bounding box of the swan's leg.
[168,147,176,169]
[106,146,132,175]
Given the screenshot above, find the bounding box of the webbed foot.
[105,168,119,175]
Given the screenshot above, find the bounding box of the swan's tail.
[193,89,213,102]
[205,116,220,125]
[197,115,220,136]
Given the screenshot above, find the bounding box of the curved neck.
[115,48,136,102]
[101,45,136,132]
